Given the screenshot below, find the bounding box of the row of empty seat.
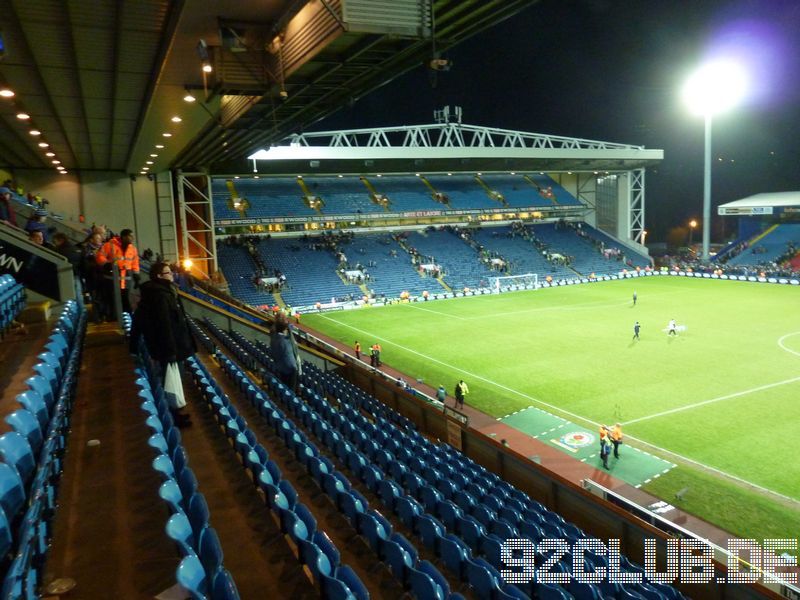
[0,275,25,337]
[188,319,372,599]
[1,301,86,599]
[211,174,580,221]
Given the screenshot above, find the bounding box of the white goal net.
[488,273,539,292]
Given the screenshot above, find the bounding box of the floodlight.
[682,60,748,116]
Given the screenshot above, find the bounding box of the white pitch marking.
[623,375,800,426]
[778,332,800,358]
[318,313,597,427]
[402,303,469,320]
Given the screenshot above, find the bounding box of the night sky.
[317,0,800,242]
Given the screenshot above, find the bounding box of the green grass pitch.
[302,276,800,540]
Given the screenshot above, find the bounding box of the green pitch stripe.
[500,407,675,488]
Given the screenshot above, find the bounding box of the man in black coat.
[130,261,197,425]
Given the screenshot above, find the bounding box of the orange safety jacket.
[96,237,139,289]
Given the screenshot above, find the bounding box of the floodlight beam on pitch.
[682,59,749,261]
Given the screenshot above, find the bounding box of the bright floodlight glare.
[683,60,748,116]
[183,259,193,269]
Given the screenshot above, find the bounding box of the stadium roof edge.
[718,191,800,209]
[241,122,663,174]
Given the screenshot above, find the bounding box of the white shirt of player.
[668,319,677,331]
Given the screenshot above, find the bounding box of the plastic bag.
[164,362,187,409]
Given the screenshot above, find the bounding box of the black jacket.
[130,279,196,362]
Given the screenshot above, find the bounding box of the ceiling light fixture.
[16,113,30,120]
[202,63,213,73]
[38,142,49,148]
[171,116,182,123]
[146,161,153,165]
[29,130,41,136]
[45,152,55,157]
[150,153,158,157]
[162,132,172,137]
[183,94,196,103]
[52,160,61,165]
[0,89,14,98]
[142,166,149,171]
[59,171,68,175]
[155,144,164,149]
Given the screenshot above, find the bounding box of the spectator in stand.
[25,209,50,242]
[82,232,106,321]
[28,230,46,246]
[270,312,301,392]
[51,232,82,274]
[96,228,140,317]
[130,261,196,427]
[0,188,16,226]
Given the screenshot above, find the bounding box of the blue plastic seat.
[25,375,54,410]
[152,454,175,480]
[4,410,43,455]
[320,565,369,600]
[419,485,444,513]
[159,479,184,514]
[338,490,366,525]
[396,495,422,530]
[436,499,463,531]
[416,514,445,553]
[456,514,485,554]
[32,362,58,395]
[199,526,225,576]
[466,556,502,597]
[176,554,209,599]
[377,478,402,512]
[0,432,36,484]
[147,433,169,455]
[178,467,199,499]
[212,568,241,599]
[357,510,391,556]
[471,504,496,528]
[382,532,417,585]
[15,391,49,431]
[481,532,505,567]
[438,533,469,581]
[490,517,518,540]
[188,493,211,541]
[165,512,195,556]
[408,570,439,599]
[298,539,334,582]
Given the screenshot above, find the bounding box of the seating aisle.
[179,352,338,599]
[42,324,178,597]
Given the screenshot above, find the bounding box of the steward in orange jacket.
[96,228,140,315]
[96,229,140,289]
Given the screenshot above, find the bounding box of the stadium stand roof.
[243,119,664,175]
[718,191,800,215]
[0,0,541,174]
